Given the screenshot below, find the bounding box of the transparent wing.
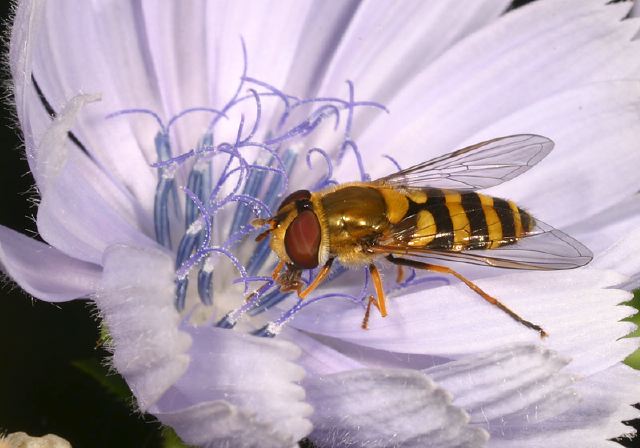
[375,134,553,191]
[374,219,592,270]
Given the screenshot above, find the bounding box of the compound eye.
[278,189,311,212]
[284,210,321,269]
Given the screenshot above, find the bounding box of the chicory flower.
[3,1,640,446]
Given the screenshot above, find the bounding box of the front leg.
[275,263,304,294]
[299,258,335,299]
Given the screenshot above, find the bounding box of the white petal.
[342,0,639,181]
[568,194,640,260]
[29,1,165,208]
[96,245,191,410]
[473,81,640,228]
[33,93,100,191]
[97,244,312,444]
[153,326,313,446]
[590,227,640,289]
[154,401,302,448]
[425,345,577,428]
[0,225,101,301]
[37,149,158,264]
[306,369,488,448]
[305,0,510,155]
[290,269,634,376]
[9,0,45,155]
[283,327,363,376]
[487,364,640,447]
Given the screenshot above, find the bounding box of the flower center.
[107,41,438,335]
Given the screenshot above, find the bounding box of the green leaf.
[72,358,132,402]
[623,289,640,370]
[98,323,112,347]
[161,427,192,448]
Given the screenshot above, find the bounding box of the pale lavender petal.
[426,345,577,431]
[0,225,101,302]
[37,146,158,264]
[9,0,45,159]
[487,364,640,447]
[283,328,363,376]
[306,369,488,448]
[473,81,640,229]
[31,93,100,192]
[154,401,302,448]
[568,194,640,259]
[96,245,191,410]
[290,269,635,376]
[153,327,313,446]
[342,0,639,181]
[97,245,312,443]
[591,227,640,289]
[11,1,159,211]
[306,0,510,153]
[426,346,640,446]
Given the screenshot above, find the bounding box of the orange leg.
[271,260,285,280]
[368,263,388,318]
[361,295,379,330]
[395,265,405,284]
[299,258,334,299]
[386,255,547,338]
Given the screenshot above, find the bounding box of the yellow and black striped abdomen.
[397,189,534,251]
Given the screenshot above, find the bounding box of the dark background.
[0,1,637,447]
[0,2,162,446]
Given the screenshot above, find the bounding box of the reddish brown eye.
[284,210,321,269]
[278,189,311,211]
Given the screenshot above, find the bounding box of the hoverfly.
[253,135,592,337]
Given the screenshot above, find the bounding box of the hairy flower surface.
[3,1,640,447]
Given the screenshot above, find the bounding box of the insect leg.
[368,264,388,318]
[271,260,285,280]
[299,257,335,299]
[396,265,405,284]
[385,255,547,338]
[361,295,378,330]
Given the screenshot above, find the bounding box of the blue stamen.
[166,107,226,132]
[265,105,341,145]
[246,239,273,277]
[154,175,174,249]
[263,149,297,209]
[185,168,204,228]
[206,38,249,135]
[182,187,212,246]
[254,292,364,338]
[240,89,262,144]
[178,246,250,293]
[175,221,204,270]
[246,150,297,275]
[307,147,337,190]
[175,277,188,311]
[344,80,356,139]
[237,141,287,176]
[243,76,294,111]
[382,154,403,172]
[248,288,290,316]
[106,108,166,132]
[216,277,275,329]
[340,140,370,182]
[229,159,270,236]
[197,258,214,306]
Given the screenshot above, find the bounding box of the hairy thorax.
[317,185,391,266]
